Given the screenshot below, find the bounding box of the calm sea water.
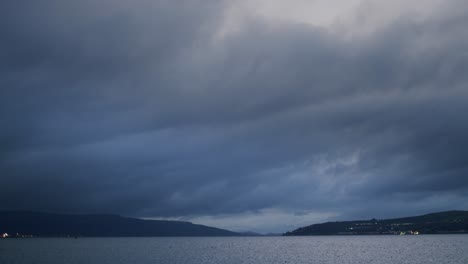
[1,235,467,264]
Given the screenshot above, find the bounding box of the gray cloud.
[1,0,468,232]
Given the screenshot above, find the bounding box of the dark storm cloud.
[1,0,468,229]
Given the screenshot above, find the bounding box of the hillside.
[0,211,239,237]
[284,210,468,236]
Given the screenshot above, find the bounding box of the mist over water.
[1,235,467,264]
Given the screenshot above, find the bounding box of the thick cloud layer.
[1,0,468,232]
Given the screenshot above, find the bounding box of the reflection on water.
[1,235,468,264]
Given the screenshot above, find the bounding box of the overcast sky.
[1,0,468,233]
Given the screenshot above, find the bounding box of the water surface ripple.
[1,235,467,264]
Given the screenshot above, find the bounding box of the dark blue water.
[1,235,467,264]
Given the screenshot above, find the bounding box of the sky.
[1,0,468,233]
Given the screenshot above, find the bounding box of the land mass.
[0,211,238,237]
[284,210,468,236]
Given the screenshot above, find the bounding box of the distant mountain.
[0,211,239,237]
[238,231,282,236]
[284,210,468,236]
[238,231,264,236]
[264,233,283,236]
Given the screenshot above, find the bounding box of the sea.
[1,235,467,264]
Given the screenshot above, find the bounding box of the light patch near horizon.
[148,209,338,233]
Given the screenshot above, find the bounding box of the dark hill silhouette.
[0,211,239,237]
[284,210,468,236]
